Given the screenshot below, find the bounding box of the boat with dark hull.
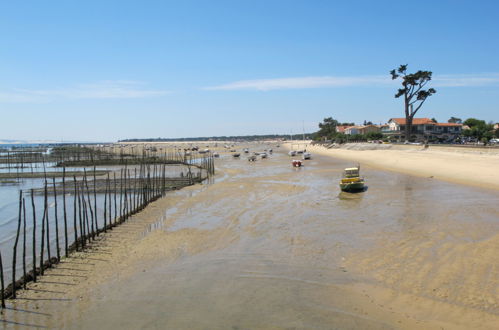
[339,166,365,192]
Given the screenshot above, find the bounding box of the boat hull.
[339,181,365,192]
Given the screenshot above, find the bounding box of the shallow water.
[4,146,499,329]
[0,163,200,284]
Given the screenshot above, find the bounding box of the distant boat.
[339,166,365,192]
[243,148,249,153]
[288,150,297,156]
[248,155,257,161]
[302,152,311,160]
[233,153,240,158]
[213,152,220,158]
[260,153,268,159]
[292,159,302,167]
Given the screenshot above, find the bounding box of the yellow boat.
[340,166,365,192]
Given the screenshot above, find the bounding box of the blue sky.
[1,0,498,141]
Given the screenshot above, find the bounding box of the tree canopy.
[390,64,436,141]
[448,117,462,124]
[462,118,494,143]
[316,117,339,139]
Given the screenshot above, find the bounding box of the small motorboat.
[243,148,249,153]
[292,159,302,167]
[248,155,257,161]
[260,153,268,159]
[232,153,241,158]
[288,150,297,156]
[213,152,220,158]
[302,152,311,160]
[339,166,365,192]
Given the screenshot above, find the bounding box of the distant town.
[314,116,499,145]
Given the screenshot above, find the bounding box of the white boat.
[288,150,297,156]
[302,152,311,160]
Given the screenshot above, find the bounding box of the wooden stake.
[0,248,5,308]
[11,190,23,298]
[31,190,37,282]
[52,177,61,261]
[22,198,27,289]
[63,167,69,257]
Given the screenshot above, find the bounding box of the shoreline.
[284,142,499,191]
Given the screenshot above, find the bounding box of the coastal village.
[322,117,499,144]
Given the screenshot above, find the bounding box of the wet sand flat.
[3,144,498,329]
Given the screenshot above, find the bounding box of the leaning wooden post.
[119,169,123,222]
[45,182,52,266]
[11,190,23,298]
[62,167,69,257]
[73,176,79,251]
[22,198,27,289]
[123,165,128,219]
[31,190,37,282]
[93,166,98,234]
[52,177,61,262]
[83,170,95,240]
[0,249,5,308]
[103,175,108,232]
[107,174,112,229]
[82,185,90,244]
[133,168,137,212]
[113,172,117,223]
[77,180,84,249]
[128,169,132,215]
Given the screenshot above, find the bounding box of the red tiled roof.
[336,125,353,133]
[389,118,434,125]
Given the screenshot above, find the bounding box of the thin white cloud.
[432,73,499,87]
[204,73,499,91]
[0,80,170,103]
[204,76,391,91]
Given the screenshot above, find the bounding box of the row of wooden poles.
[0,154,215,308]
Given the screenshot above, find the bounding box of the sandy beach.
[295,142,499,191]
[2,142,498,329]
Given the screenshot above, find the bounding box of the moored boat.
[292,159,302,167]
[339,166,365,192]
[302,152,311,160]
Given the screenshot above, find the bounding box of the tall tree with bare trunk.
[390,65,436,141]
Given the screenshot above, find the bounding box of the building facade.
[385,118,462,142]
